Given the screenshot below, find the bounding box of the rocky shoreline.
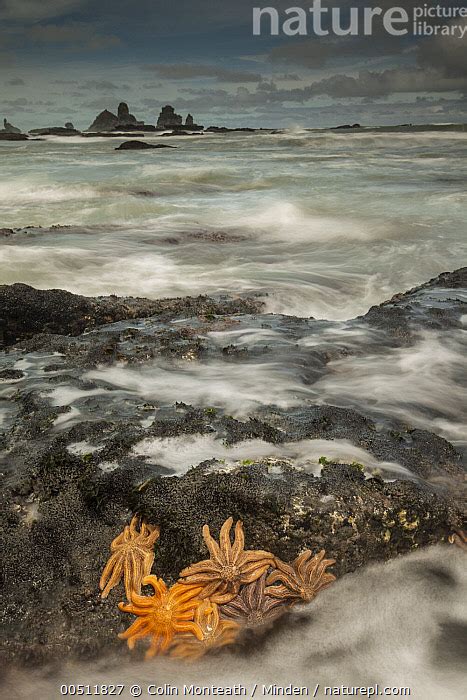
[0,269,465,668]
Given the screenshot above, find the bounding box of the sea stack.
[2,118,21,134]
[87,103,155,132]
[157,105,183,129]
[87,109,119,132]
[183,113,203,130]
[156,107,203,131]
[117,102,142,127]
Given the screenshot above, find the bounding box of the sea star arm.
[240,550,276,565]
[143,575,167,597]
[179,559,219,577]
[202,524,224,564]
[219,517,234,562]
[231,520,245,561]
[296,550,312,578]
[99,552,123,598]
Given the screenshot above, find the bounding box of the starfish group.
[100,515,336,660]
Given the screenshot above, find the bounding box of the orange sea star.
[178,516,275,604]
[170,600,240,660]
[99,515,160,599]
[118,576,203,658]
[265,549,336,603]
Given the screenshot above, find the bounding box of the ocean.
[1,127,466,451]
[1,128,466,321]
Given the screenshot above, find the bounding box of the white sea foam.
[46,385,111,406]
[312,330,467,446]
[130,434,406,477]
[3,234,459,321]
[86,360,307,414]
[53,406,81,427]
[207,327,286,346]
[84,328,466,448]
[0,407,8,428]
[67,441,101,456]
[234,201,390,243]
[0,178,99,205]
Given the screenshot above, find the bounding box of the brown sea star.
[265,549,336,604]
[99,515,160,599]
[118,576,203,658]
[178,516,275,604]
[220,572,288,628]
[170,599,240,660]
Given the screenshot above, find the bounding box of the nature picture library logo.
[253,1,467,38]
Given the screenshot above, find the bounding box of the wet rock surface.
[1,454,462,667]
[0,269,465,667]
[360,268,467,343]
[115,140,176,151]
[0,283,262,347]
[28,127,81,136]
[0,132,28,141]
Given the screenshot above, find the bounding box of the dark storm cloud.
[267,1,466,69]
[270,40,335,68]
[26,22,122,51]
[297,16,467,98]
[306,67,467,97]
[175,62,467,112]
[266,13,467,100]
[1,0,467,127]
[0,0,258,33]
[268,32,412,68]
[2,96,61,108]
[278,73,302,81]
[176,88,467,126]
[417,20,467,77]
[0,0,88,21]
[266,2,410,68]
[144,63,263,83]
[81,97,120,110]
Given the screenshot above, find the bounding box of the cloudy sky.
[1,0,466,129]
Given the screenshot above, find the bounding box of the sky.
[1,0,467,129]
